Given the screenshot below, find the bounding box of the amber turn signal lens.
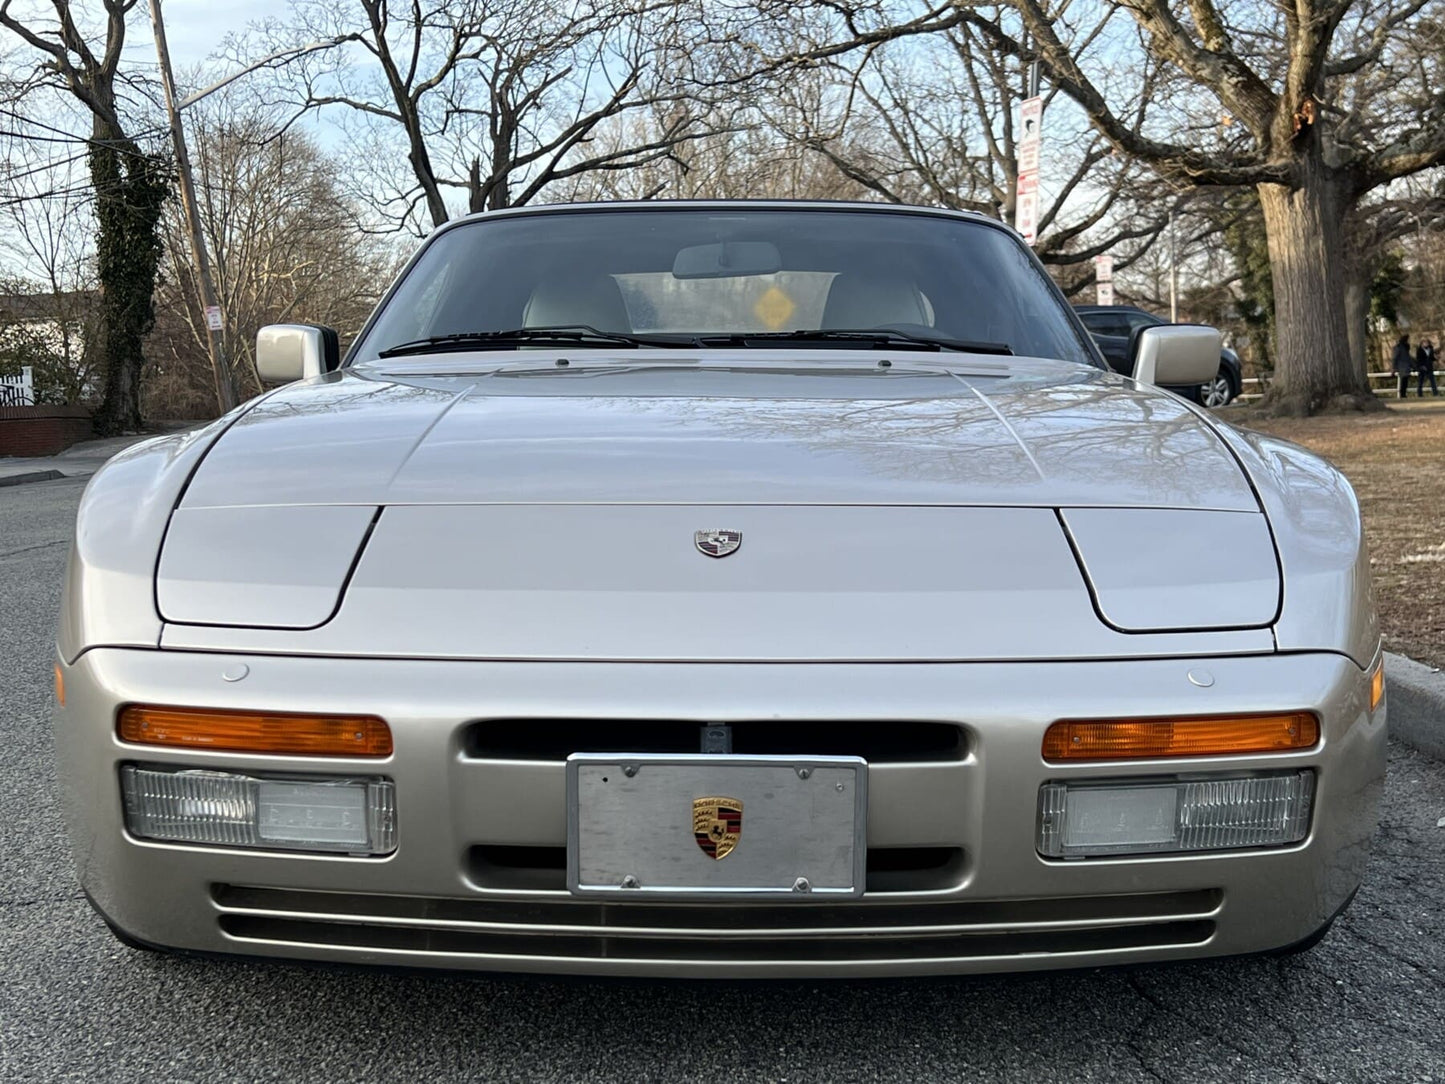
[1042,713,1318,762]
[1369,661,1385,712]
[54,664,65,707]
[117,706,392,757]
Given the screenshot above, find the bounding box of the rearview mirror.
[672,241,782,279]
[1131,325,1220,387]
[256,324,340,383]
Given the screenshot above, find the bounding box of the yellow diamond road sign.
[753,285,795,330]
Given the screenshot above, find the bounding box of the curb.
[0,469,66,488]
[1386,652,1445,762]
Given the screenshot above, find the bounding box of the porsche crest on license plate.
[567,755,866,899]
[692,795,743,859]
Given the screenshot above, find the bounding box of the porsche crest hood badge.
[695,529,742,558]
[692,796,743,859]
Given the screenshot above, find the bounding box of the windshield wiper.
[378,325,1014,359]
[377,325,684,358]
[694,329,1013,355]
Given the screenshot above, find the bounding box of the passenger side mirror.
[1131,325,1220,387]
[256,324,340,383]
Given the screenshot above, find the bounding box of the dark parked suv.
[1075,305,1242,406]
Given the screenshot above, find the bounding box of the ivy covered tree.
[1,0,171,434]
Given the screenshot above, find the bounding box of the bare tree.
[758,16,1180,292]
[560,102,877,202]
[0,151,100,402]
[148,92,396,415]
[1340,186,1445,371]
[727,0,1445,412]
[0,0,170,434]
[246,0,710,231]
[956,0,1445,413]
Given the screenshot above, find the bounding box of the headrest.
[821,272,929,330]
[523,273,632,332]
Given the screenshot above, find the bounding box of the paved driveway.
[3,475,1442,1083]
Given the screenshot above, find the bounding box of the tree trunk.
[1340,209,1377,385]
[88,133,170,437]
[1342,268,1371,382]
[1255,149,1375,415]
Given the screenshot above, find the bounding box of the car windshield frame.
[345,204,1104,369]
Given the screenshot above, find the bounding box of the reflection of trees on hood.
[333,359,1239,509]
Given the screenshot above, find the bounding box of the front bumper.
[54,649,1385,977]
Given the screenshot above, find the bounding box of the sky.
[129,0,293,71]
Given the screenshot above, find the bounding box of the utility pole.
[148,0,237,415]
[1168,210,1179,323]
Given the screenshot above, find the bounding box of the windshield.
[351,208,1095,365]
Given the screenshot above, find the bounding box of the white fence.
[1236,369,1441,403]
[0,366,34,406]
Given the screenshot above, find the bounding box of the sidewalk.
[0,422,199,487]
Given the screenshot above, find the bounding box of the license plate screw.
[621,875,640,888]
[792,877,811,893]
[796,767,811,780]
[835,782,844,792]
[623,765,638,777]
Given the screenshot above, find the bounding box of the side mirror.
[1131,324,1220,386]
[256,324,340,383]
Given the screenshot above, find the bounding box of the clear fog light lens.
[1038,771,1314,858]
[122,766,396,854]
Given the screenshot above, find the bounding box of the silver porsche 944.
[53,201,1385,977]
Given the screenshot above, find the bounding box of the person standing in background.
[1416,338,1439,397]
[1393,334,1413,397]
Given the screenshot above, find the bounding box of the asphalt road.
[3,475,1443,1084]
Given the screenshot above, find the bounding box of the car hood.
[179,353,1258,511]
[153,353,1282,662]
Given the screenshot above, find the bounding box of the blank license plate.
[567,754,867,899]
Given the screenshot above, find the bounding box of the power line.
[1,151,90,184]
[0,107,169,155]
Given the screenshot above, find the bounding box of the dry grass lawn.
[1228,398,1445,668]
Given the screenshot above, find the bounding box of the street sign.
[1015,175,1039,246]
[1094,255,1113,304]
[1015,97,1043,245]
[204,305,223,331]
[1019,96,1042,174]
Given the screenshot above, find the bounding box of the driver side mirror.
[256,324,340,383]
[1131,325,1220,386]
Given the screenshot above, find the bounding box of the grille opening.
[218,912,1216,962]
[866,847,966,893]
[465,846,969,894]
[214,884,1223,932]
[462,719,966,763]
[470,845,566,892]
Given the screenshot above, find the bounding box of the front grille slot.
[470,845,566,892]
[213,884,1220,964]
[218,914,1215,962]
[462,719,966,763]
[466,845,968,894]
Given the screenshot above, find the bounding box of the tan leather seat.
[821,273,929,329]
[523,272,632,332]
